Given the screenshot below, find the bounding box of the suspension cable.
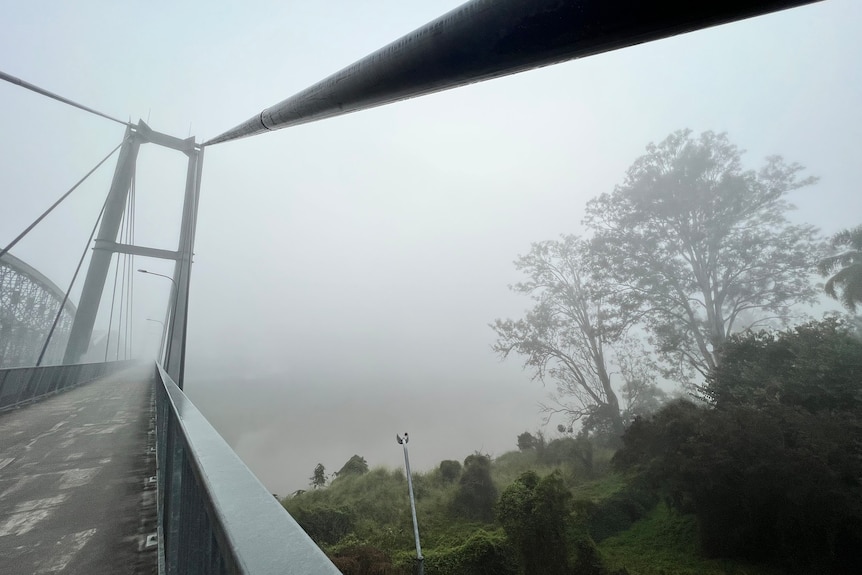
[115,193,130,361]
[0,140,125,259]
[103,205,125,361]
[0,69,130,127]
[36,193,110,366]
[127,177,136,358]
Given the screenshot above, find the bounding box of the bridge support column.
[164,147,204,387]
[63,126,140,364]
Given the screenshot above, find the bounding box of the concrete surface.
[0,364,157,574]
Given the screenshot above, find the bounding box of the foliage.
[585,129,821,383]
[818,224,862,312]
[420,529,517,575]
[310,462,327,489]
[291,505,354,545]
[701,317,862,412]
[285,467,412,549]
[438,460,462,483]
[493,236,663,437]
[598,505,780,575]
[614,399,862,572]
[517,431,540,451]
[576,479,658,542]
[329,544,406,575]
[283,436,799,575]
[497,470,577,575]
[451,454,498,522]
[336,454,370,478]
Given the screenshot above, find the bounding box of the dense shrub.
[541,435,594,474]
[291,505,354,545]
[451,454,497,522]
[615,399,862,572]
[421,529,517,575]
[498,470,577,575]
[285,467,411,546]
[702,318,862,413]
[439,460,462,483]
[337,455,370,478]
[330,544,406,575]
[577,480,658,542]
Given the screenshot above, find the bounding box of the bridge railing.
[154,364,342,575]
[0,360,136,412]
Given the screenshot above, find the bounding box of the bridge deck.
[0,365,157,574]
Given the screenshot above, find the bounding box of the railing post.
[163,413,185,575]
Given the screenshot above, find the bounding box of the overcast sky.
[2,0,861,495]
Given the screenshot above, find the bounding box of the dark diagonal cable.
[104,237,122,362]
[127,178,136,358]
[36,193,110,366]
[0,140,124,259]
[0,69,130,127]
[115,196,130,361]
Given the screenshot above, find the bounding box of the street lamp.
[137,269,177,288]
[138,269,178,366]
[396,432,423,575]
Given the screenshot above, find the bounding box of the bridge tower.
[63,121,203,386]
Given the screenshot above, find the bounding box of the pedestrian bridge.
[0,362,340,574]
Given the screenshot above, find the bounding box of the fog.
[2,0,861,495]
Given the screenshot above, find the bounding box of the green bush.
[578,480,659,542]
[439,460,462,483]
[451,454,497,522]
[291,505,354,545]
[615,398,862,572]
[330,544,406,575]
[421,529,517,575]
[498,470,577,575]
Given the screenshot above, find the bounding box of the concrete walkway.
[0,364,157,574]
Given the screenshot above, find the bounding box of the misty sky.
[1,0,861,495]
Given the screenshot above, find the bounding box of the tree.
[493,236,659,437]
[310,463,327,489]
[585,130,821,383]
[335,455,369,478]
[451,454,498,522]
[438,459,462,483]
[700,317,862,413]
[818,224,862,312]
[614,399,862,572]
[497,470,577,575]
[517,431,542,451]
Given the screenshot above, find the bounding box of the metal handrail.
[154,364,342,574]
[0,360,136,413]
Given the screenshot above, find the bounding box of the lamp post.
[138,269,177,367]
[396,432,423,575]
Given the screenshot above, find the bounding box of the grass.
[598,505,781,575]
[571,471,628,502]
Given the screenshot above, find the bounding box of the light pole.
[397,432,423,575]
[138,269,177,367]
[145,318,166,361]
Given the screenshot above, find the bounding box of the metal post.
[397,433,423,575]
[63,127,140,364]
[164,147,203,387]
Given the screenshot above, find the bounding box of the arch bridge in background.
[0,253,76,368]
